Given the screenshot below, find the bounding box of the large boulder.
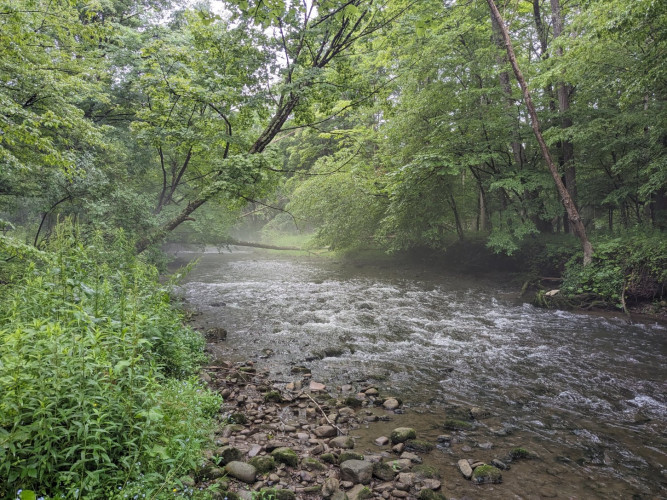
[340,459,373,485]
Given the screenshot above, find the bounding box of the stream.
[172,247,666,499]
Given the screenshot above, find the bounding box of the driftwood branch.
[305,393,344,436]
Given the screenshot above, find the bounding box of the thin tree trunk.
[551,0,576,233]
[486,0,593,265]
[448,192,465,241]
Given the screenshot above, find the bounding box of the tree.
[485,0,593,265]
[135,0,407,252]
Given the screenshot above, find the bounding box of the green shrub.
[0,222,220,499]
[561,230,666,305]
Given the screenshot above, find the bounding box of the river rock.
[330,435,355,449]
[314,425,337,438]
[390,427,416,444]
[339,451,364,464]
[215,445,242,465]
[310,381,326,392]
[347,484,372,500]
[322,477,340,498]
[248,455,275,474]
[271,447,298,467]
[372,461,398,481]
[421,478,442,491]
[392,443,405,454]
[457,459,473,479]
[248,444,263,458]
[257,488,296,500]
[383,397,401,410]
[400,451,422,464]
[387,459,412,472]
[207,327,227,340]
[470,406,490,419]
[471,464,502,484]
[374,436,390,446]
[491,458,510,470]
[340,459,373,484]
[225,461,257,483]
[302,457,325,471]
[545,289,560,297]
[397,472,416,488]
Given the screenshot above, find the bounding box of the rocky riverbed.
[192,355,539,500]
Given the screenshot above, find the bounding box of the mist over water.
[174,247,666,499]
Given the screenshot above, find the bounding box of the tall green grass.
[0,222,220,499]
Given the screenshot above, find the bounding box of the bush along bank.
[531,231,666,318]
[0,222,221,499]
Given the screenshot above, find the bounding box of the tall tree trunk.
[551,0,576,232]
[486,0,593,265]
[490,12,524,168]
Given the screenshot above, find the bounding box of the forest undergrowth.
[0,221,221,499]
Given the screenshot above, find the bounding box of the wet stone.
[271,447,298,467]
[347,484,373,500]
[314,425,338,438]
[339,451,364,463]
[392,443,405,454]
[322,477,340,498]
[340,459,373,484]
[400,452,422,464]
[310,381,326,392]
[383,398,401,410]
[215,445,242,465]
[375,436,390,446]
[372,461,398,481]
[330,435,355,449]
[390,427,417,444]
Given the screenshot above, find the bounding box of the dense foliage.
[0,0,665,491]
[0,223,220,498]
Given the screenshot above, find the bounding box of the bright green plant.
[561,230,667,305]
[0,221,220,499]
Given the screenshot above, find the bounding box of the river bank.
[193,354,553,500]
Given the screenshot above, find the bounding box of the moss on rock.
[249,455,276,474]
[472,464,502,484]
[271,447,298,467]
[405,439,435,453]
[443,418,472,430]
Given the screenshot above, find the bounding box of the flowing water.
[173,247,666,499]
